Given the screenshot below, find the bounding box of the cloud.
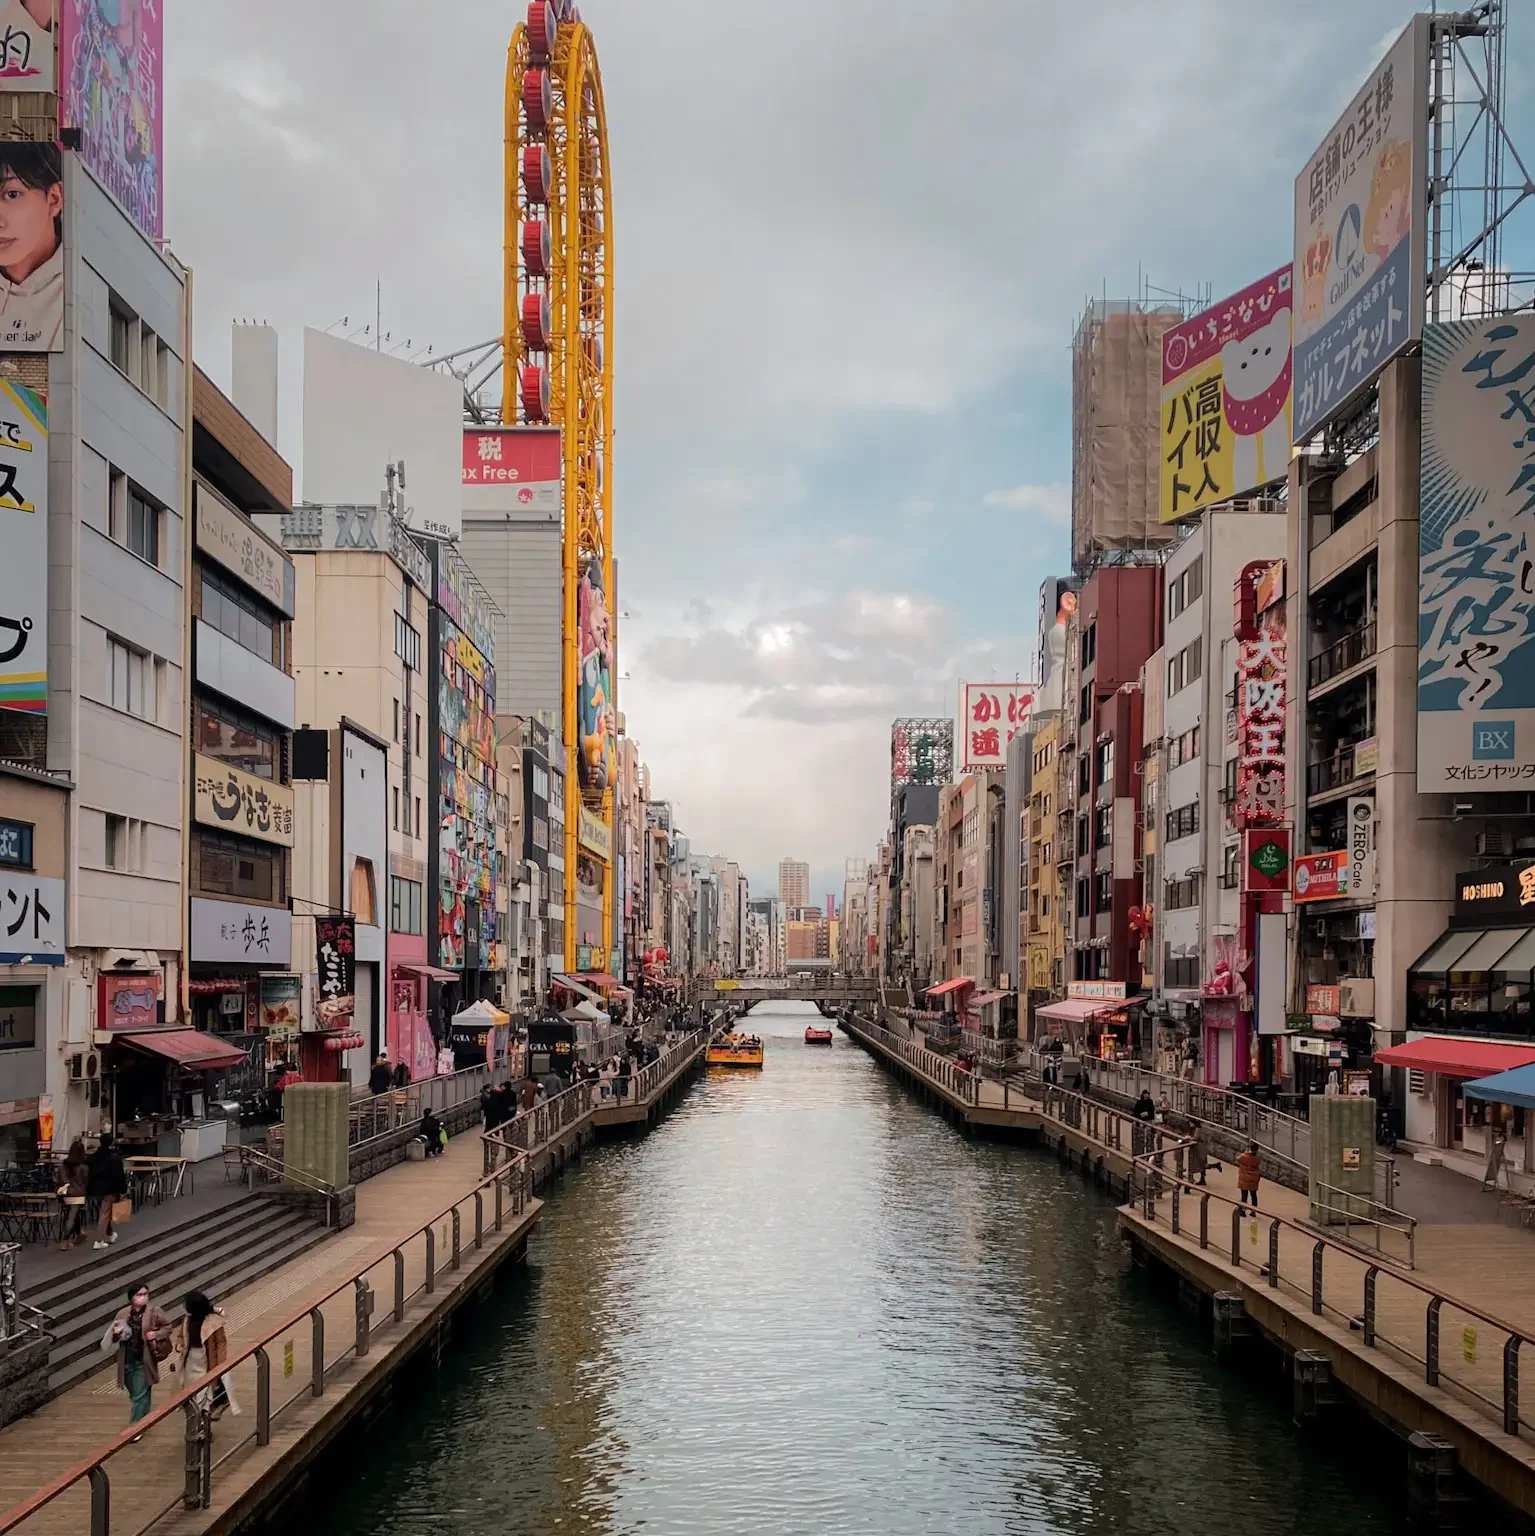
[982,483,1071,521]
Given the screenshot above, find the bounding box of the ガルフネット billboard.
[1160,266,1293,522]
[1292,15,1427,442]
[60,0,160,241]
[0,380,47,712]
[1418,314,1535,790]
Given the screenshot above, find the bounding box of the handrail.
[341,1059,517,1150]
[845,1015,978,1105]
[239,1147,338,1229]
[0,1143,535,1536]
[1310,1176,1417,1268]
[612,1029,708,1105]
[1129,1146,1531,1437]
[481,1078,598,1175]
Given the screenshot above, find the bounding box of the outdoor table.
[123,1155,192,1206]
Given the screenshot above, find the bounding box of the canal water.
[314,1003,1400,1535]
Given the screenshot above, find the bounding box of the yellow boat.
[706,1032,764,1068]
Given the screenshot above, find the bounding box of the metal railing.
[1308,621,1377,690]
[1307,742,1371,796]
[1311,1177,1417,1269]
[1129,1148,1533,1440]
[481,1079,597,1175]
[343,1060,514,1151]
[0,1153,534,1536]
[607,1030,708,1106]
[845,1016,978,1105]
[237,1148,338,1228]
[1036,1082,1188,1163]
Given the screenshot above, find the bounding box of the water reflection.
[311,1002,1399,1536]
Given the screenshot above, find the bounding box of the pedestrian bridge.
[697,978,883,1006]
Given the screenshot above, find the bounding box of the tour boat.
[706,1032,764,1068]
[804,1024,833,1045]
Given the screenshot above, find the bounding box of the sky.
[165,0,1534,906]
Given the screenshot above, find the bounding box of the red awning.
[395,963,459,983]
[926,978,974,998]
[575,971,618,988]
[117,1030,248,1071]
[1375,1036,1535,1079]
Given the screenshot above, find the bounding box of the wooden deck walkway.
[0,1128,543,1536]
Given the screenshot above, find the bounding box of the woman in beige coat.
[171,1289,241,1416]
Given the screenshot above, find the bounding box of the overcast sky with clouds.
[164,1,1533,906]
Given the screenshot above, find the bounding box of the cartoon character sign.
[577,559,614,795]
[1220,305,1293,499]
[60,0,163,242]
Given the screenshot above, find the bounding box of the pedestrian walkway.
[0,1127,539,1536]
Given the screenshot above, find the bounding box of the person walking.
[171,1290,240,1417]
[1187,1124,1208,1187]
[419,1108,446,1157]
[87,1133,128,1250]
[1237,1141,1262,1208]
[1133,1089,1157,1122]
[100,1282,173,1432]
[58,1136,88,1249]
[393,1060,412,1090]
[368,1054,393,1096]
[519,1076,537,1113]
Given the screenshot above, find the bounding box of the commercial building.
[778,858,809,910]
[1024,717,1064,1016]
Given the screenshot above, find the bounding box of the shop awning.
[453,1000,510,1025]
[1375,1036,1535,1078]
[117,1030,248,1071]
[552,973,601,1004]
[926,978,974,998]
[1464,1063,1535,1111]
[968,990,1010,1009]
[395,963,459,983]
[579,971,619,988]
[1034,995,1147,1025]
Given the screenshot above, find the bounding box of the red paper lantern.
[522,292,552,350]
[522,68,551,132]
[520,365,550,422]
[527,0,559,62]
[522,144,552,204]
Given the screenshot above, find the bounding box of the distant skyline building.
[778,858,809,908]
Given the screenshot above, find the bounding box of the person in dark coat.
[369,1055,393,1096]
[419,1109,446,1157]
[87,1133,128,1249]
[1133,1089,1157,1122]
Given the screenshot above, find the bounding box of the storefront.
[448,999,511,1073]
[99,1026,251,1159]
[390,952,458,1083]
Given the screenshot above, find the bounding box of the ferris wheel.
[505,0,615,976]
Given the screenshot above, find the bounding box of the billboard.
[960,683,1036,771]
[0,1,54,90]
[60,0,161,242]
[576,558,614,799]
[1036,577,1078,715]
[462,426,561,516]
[1293,15,1428,442]
[0,380,46,712]
[302,329,463,541]
[0,141,61,351]
[1292,851,1346,903]
[1160,266,1292,522]
[890,718,952,791]
[1419,314,1535,789]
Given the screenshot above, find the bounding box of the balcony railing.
[1308,621,1377,690]
[1306,741,1372,796]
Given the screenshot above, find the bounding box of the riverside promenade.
[0,1029,716,1536]
[842,1010,1535,1519]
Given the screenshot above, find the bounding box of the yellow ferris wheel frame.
[504,13,615,979]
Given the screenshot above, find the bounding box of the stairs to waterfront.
[30,1196,333,1399]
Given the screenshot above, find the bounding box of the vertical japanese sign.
[0,380,46,713]
[960,683,1036,770]
[0,1,54,89]
[890,718,953,792]
[1161,266,1293,523]
[1419,314,1535,789]
[1235,576,1286,828]
[1346,796,1376,898]
[1292,15,1427,442]
[60,0,162,242]
[314,914,356,1025]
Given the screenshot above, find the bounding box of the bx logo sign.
[1473,721,1517,761]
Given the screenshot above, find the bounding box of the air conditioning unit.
[1338,978,1375,1017]
[1477,828,1510,859]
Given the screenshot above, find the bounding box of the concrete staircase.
[28,1196,332,1399]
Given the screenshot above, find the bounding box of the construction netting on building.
[1071,302,1181,571]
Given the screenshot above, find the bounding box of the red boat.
[804,1024,833,1045]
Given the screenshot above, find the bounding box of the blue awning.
[1463,1061,1535,1111]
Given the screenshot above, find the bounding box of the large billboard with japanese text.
[960,683,1036,772]
[1418,315,1535,791]
[61,0,161,242]
[0,380,46,713]
[1160,266,1292,523]
[462,426,561,517]
[890,718,952,796]
[0,1,54,91]
[1293,15,1427,442]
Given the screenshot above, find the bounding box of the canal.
[312,1003,1400,1535]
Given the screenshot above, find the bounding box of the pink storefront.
[387,933,452,1082]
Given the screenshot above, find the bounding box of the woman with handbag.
[57,1137,88,1249]
[99,1281,173,1431]
[171,1290,241,1417]
[87,1133,129,1250]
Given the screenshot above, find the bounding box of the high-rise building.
[778,858,809,908]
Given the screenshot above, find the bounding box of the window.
[107,638,154,720]
[104,813,127,870]
[350,857,377,925]
[200,565,280,667]
[1166,639,1202,697]
[127,488,160,567]
[155,339,171,409]
[109,303,132,372]
[1076,878,1090,918]
[393,699,400,742]
[196,696,282,781]
[1168,726,1201,768]
[1167,557,1204,621]
[1078,756,1090,797]
[390,876,424,935]
[1076,817,1090,857]
[532,765,548,800]
[1221,842,1240,890]
[1222,756,1238,804]
[1096,738,1114,786]
[1094,871,1113,910]
[393,785,400,831]
[196,830,281,903]
[1165,875,1200,910]
[1094,806,1111,849]
[1163,948,1200,990]
[1079,684,1092,724]
[1080,622,1097,666]
[1165,801,1200,842]
[415,715,421,754]
[394,614,420,671]
[138,325,157,395]
[414,797,421,838]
